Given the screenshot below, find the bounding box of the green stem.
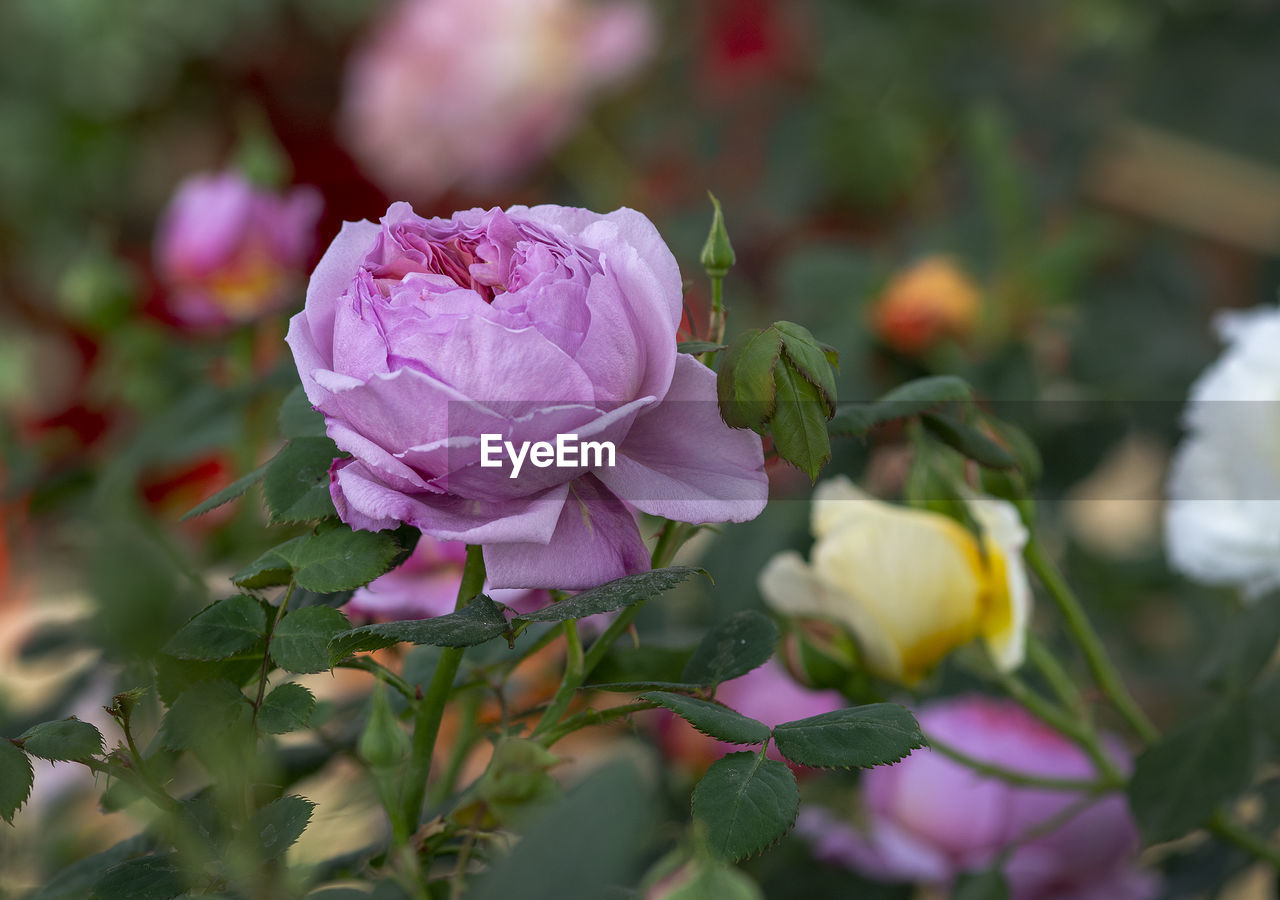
[336,656,416,702]
[1026,635,1087,720]
[539,701,657,747]
[699,278,726,367]
[927,733,1118,792]
[996,671,1124,784]
[428,688,482,808]
[400,546,486,833]
[1209,812,1280,870]
[1025,537,1160,743]
[251,582,295,730]
[531,620,584,737]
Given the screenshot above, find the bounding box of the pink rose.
[339,0,654,198]
[797,696,1157,900]
[155,171,321,327]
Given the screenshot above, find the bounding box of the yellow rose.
[870,256,981,355]
[759,476,1030,684]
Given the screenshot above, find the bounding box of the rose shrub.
[287,203,768,589]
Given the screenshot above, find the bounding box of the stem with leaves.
[400,545,486,833]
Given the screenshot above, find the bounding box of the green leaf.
[329,595,509,662]
[770,360,832,482]
[692,752,799,861]
[771,704,925,769]
[677,341,726,355]
[257,683,316,735]
[640,692,771,745]
[179,463,267,522]
[0,740,34,824]
[717,328,783,430]
[162,595,267,661]
[513,567,705,624]
[774,321,837,414]
[291,526,406,593]
[234,795,314,861]
[1202,599,1280,693]
[683,611,779,686]
[154,653,263,706]
[921,413,1016,470]
[18,718,105,762]
[271,607,351,674]
[952,869,1011,900]
[828,375,973,437]
[91,854,184,900]
[279,386,328,439]
[232,536,309,590]
[160,680,253,751]
[262,437,340,524]
[1127,700,1255,844]
[31,834,155,900]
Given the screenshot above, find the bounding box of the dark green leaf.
[179,464,267,522]
[772,704,925,769]
[91,854,184,900]
[683,611,779,686]
[19,718,104,762]
[162,595,267,661]
[234,795,314,861]
[272,607,351,674]
[513,567,705,624]
[641,692,771,745]
[774,321,837,413]
[160,680,252,751]
[1127,700,1254,844]
[0,740,33,824]
[921,413,1016,469]
[232,536,309,590]
[262,437,340,524]
[1202,599,1280,693]
[279,386,328,439]
[692,752,798,861]
[291,526,405,593]
[154,653,263,706]
[677,341,726,355]
[469,761,656,900]
[330,595,508,662]
[952,869,1011,900]
[770,360,832,481]
[32,834,155,900]
[828,375,973,437]
[258,683,316,735]
[717,328,782,430]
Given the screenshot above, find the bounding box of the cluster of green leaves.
[1127,599,1280,847]
[594,610,926,861]
[717,321,840,481]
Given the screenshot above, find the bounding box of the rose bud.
[870,256,981,355]
[759,476,1030,684]
[155,170,322,328]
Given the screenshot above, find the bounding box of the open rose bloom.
[155,171,322,328]
[340,0,654,198]
[287,203,767,589]
[799,696,1157,900]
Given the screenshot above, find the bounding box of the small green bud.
[700,192,736,278]
[357,681,411,769]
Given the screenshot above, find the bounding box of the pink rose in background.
[155,171,322,327]
[797,696,1157,900]
[287,203,767,590]
[340,0,654,199]
[657,658,845,769]
[347,535,545,620]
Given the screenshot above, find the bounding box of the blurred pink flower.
[797,696,1157,900]
[657,658,845,770]
[347,536,545,620]
[155,171,322,327]
[339,0,654,199]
